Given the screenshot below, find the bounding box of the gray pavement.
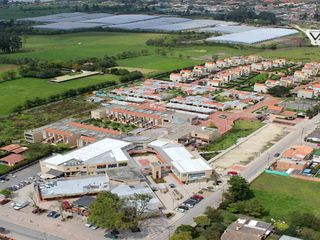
[0,219,64,240]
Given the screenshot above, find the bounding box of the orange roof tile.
[282,145,313,160]
[45,128,73,137]
[0,154,25,165]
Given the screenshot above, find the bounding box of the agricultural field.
[251,173,320,219]
[0,74,119,115]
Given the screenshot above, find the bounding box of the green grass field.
[252,173,320,219]
[0,74,119,115]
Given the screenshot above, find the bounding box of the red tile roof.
[0,154,25,165]
[0,144,21,152]
[45,128,73,137]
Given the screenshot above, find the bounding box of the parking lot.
[0,163,40,190]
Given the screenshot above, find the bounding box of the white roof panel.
[44,138,131,166]
[207,28,298,44]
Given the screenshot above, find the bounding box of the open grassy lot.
[251,173,320,219]
[202,120,264,159]
[1,32,256,71]
[0,74,119,115]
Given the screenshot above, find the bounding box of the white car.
[85,223,92,228]
[175,207,186,213]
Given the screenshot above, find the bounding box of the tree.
[0,189,12,198]
[170,231,192,240]
[201,223,225,240]
[89,192,126,230]
[0,32,22,53]
[228,175,253,202]
[176,225,194,234]
[194,216,211,228]
[227,199,266,218]
[267,85,291,97]
[205,207,223,223]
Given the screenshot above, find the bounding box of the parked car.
[0,177,9,183]
[32,208,46,214]
[85,223,92,228]
[8,174,16,178]
[104,229,119,239]
[192,195,204,201]
[90,225,99,230]
[13,201,29,210]
[169,183,176,188]
[52,212,60,218]
[47,211,57,217]
[227,171,238,176]
[175,205,189,213]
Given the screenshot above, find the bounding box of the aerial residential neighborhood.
[1,1,320,240]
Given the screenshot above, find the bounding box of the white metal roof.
[44,138,131,166]
[207,28,298,44]
[149,140,212,174]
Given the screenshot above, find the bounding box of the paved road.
[0,219,64,240]
[155,115,320,240]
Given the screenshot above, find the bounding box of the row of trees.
[146,32,211,47]
[212,7,277,25]
[19,60,63,79]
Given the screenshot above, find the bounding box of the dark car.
[47,211,57,217]
[52,212,60,218]
[169,183,176,188]
[0,227,6,233]
[274,153,280,157]
[130,227,141,233]
[104,229,119,239]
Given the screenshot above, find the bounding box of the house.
[180,69,193,79]
[251,63,264,71]
[216,59,228,68]
[221,218,274,240]
[170,73,184,82]
[193,65,206,76]
[280,76,294,87]
[293,71,307,82]
[205,62,218,72]
[282,145,313,161]
[247,55,261,63]
[207,79,223,87]
[273,58,286,68]
[0,154,25,166]
[268,105,284,113]
[253,83,268,93]
[276,158,308,171]
[262,60,273,70]
[297,89,315,99]
[265,79,280,88]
